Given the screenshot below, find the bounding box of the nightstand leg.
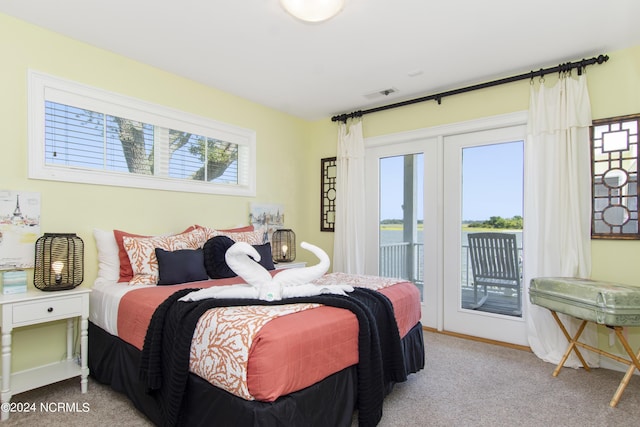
[66,318,73,360]
[1,329,12,421]
[80,316,88,393]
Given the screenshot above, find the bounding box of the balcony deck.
[461,287,521,317]
[381,240,523,318]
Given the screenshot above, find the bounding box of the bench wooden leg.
[550,311,591,376]
[548,312,640,407]
[610,327,640,407]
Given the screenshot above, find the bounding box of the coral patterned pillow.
[113,229,147,282]
[114,225,198,283]
[202,227,265,245]
[123,228,207,285]
[195,224,254,233]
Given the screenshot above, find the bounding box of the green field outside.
[379,224,522,232]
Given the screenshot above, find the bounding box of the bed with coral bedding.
[88,227,425,427]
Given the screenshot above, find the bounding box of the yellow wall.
[3,11,640,373]
[306,45,640,365]
[0,14,315,371]
[588,45,640,361]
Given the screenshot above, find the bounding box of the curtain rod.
[331,54,609,123]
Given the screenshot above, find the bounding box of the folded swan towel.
[180,241,353,302]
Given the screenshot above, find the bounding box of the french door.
[442,125,527,346]
[365,138,437,327]
[365,113,528,346]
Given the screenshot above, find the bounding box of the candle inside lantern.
[282,244,288,259]
[51,261,64,284]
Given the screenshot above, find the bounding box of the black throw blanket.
[139,287,406,427]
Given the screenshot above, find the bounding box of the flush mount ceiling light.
[280,0,345,23]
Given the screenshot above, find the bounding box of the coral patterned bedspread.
[117,273,421,402]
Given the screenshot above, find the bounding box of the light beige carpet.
[3,331,640,426]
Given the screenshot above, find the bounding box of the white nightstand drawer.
[12,296,83,324]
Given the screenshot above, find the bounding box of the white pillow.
[93,228,120,283]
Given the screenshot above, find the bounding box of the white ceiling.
[2,0,640,121]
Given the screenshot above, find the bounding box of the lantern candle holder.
[272,229,296,263]
[34,233,84,291]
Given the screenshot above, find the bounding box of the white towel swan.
[179,241,353,302]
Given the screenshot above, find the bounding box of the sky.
[462,141,523,220]
[380,141,523,221]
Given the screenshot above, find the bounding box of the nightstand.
[274,261,307,270]
[0,287,90,421]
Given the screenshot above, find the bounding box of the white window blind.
[29,70,256,196]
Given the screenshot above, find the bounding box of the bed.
[88,227,425,427]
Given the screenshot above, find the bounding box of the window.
[591,114,640,239]
[29,70,256,196]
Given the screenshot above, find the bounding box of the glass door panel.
[461,142,523,316]
[379,154,424,301]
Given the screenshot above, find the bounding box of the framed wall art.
[249,203,284,242]
[320,157,337,232]
[0,190,41,269]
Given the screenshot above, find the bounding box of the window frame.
[28,70,256,197]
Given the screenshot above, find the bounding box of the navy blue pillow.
[252,242,275,271]
[203,236,237,279]
[203,236,276,279]
[155,248,209,285]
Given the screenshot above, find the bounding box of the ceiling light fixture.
[280,0,345,23]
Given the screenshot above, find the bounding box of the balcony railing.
[379,242,424,285]
[379,242,523,316]
[379,242,424,300]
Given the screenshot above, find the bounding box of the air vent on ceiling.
[364,87,398,100]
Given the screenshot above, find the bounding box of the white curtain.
[333,118,365,274]
[524,73,599,367]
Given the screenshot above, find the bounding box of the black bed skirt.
[88,321,425,427]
